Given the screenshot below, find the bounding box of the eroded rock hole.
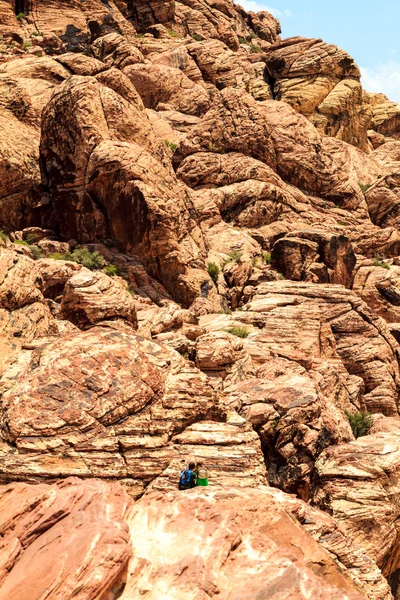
[15,0,27,15]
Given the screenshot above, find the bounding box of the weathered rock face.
[122,488,367,600]
[263,37,371,150]
[40,74,213,306]
[174,86,373,220]
[0,477,132,600]
[370,93,400,139]
[0,326,268,497]
[60,268,138,329]
[352,259,400,324]
[4,0,400,596]
[242,281,400,416]
[271,231,357,287]
[312,430,400,597]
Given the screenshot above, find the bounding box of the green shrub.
[345,410,373,439]
[71,247,106,270]
[249,44,262,53]
[373,257,390,269]
[238,36,246,44]
[191,32,203,41]
[31,30,41,36]
[225,326,250,338]
[136,33,144,38]
[229,249,243,264]
[167,28,180,38]
[30,246,42,260]
[23,40,32,49]
[16,12,26,20]
[0,231,8,242]
[262,251,271,265]
[103,264,119,277]
[165,140,177,152]
[49,247,106,270]
[49,251,71,261]
[359,182,371,194]
[13,239,42,259]
[207,262,220,284]
[25,233,39,245]
[249,31,257,39]
[208,142,225,153]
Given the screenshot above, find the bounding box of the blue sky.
[238,0,400,102]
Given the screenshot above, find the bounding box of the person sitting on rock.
[195,461,209,487]
[178,461,197,490]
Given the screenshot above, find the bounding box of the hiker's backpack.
[179,469,195,490]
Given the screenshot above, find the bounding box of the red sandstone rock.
[0,477,132,600]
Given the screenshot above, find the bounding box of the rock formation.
[2,0,400,597]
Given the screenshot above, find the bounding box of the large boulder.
[312,431,400,597]
[40,75,212,306]
[0,477,132,600]
[263,37,371,150]
[60,268,138,329]
[121,488,367,600]
[0,327,267,496]
[271,231,357,287]
[174,87,377,219]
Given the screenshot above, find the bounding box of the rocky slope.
[2,0,400,598]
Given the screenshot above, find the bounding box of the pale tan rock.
[60,268,138,329]
[0,109,40,231]
[244,281,400,415]
[121,487,367,600]
[370,92,400,138]
[195,330,244,371]
[37,258,82,298]
[313,431,400,594]
[263,37,370,150]
[123,62,210,115]
[40,75,212,306]
[0,478,132,600]
[174,87,374,219]
[352,259,400,323]
[0,327,226,491]
[91,32,145,70]
[186,38,272,100]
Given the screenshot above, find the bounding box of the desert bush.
[372,257,390,269]
[70,247,106,270]
[207,262,220,284]
[25,233,39,244]
[262,251,271,265]
[49,247,106,270]
[30,246,42,260]
[103,264,119,277]
[225,326,250,338]
[345,410,373,439]
[165,140,177,152]
[359,182,371,194]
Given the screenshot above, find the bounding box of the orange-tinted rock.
[0,477,131,600]
[60,269,138,329]
[263,37,370,150]
[122,488,367,600]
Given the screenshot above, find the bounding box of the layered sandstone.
[1,0,400,597]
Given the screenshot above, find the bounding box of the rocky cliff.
[2,0,400,598]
